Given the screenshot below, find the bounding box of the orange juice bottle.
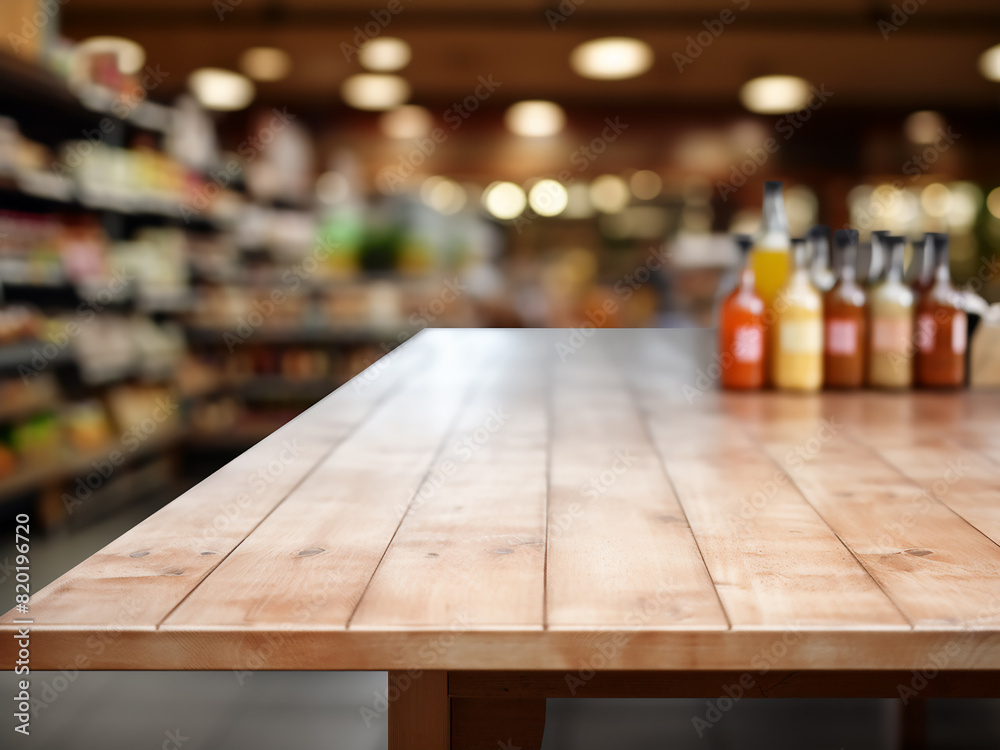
[773,238,823,392]
[720,236,765,390]
[750,181,791,384]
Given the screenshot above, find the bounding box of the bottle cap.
[733,234,754,256]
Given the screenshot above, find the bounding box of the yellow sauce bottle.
[750,181,791,384]
[773,238,823,392]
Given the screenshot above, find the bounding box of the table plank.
[753,422,1000,629]
[545,339,728,630]
[162,331,495,630]
[0,334,431,627]
[350,332,548,630]
[631,408,909,630]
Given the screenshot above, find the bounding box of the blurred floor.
[2,498,999,749]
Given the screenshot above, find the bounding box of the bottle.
[713,234,754,321]
[719,235,765,390]
[824,229,867,388]
[773,238,823,392]
[808,225,835,293]
[911,233,936,294]
[750,181,791,384]
[867,230,890,286]
[914,233,967,388]
[867,235,914,389]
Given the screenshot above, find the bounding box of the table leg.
[386,671,547,750]
[897,698,927,750]
[388,671,450,750]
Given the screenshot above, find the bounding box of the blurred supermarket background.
[1,0,1000,527]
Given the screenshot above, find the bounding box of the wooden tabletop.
[3,328,1000,672]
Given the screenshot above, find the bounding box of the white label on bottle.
[733,325,763,363]
[780,319,822,354]
[826,319,858,356]
[953,313,968,355]
[917,314,937,353]
[872,318,910,353]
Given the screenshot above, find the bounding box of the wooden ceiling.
[59,0,1000,110]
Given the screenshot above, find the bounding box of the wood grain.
[387,670,449,750]
[3,329,1000,674]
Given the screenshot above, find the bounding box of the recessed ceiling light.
[239,47,292,82]
[379,105,433,138]
[76,36,146,75]
[341,74,410,110]
[188,68,256,111]
[359,38,412,72]
[739,75,812,114]
[504,100,565,137]
[589,175,630,213]
[986,187,1000,220]
[979,43,1000,82]
[482,181,527,220]
[528,179,569,217]
[904,110,945,144]
[570,37,653,80]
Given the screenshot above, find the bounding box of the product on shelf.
[823,230,867,389]
[719,235,764,390]
[772,238,823,392]
[914,233,967,388]
[867,230,891,286]
[867,235,915,390]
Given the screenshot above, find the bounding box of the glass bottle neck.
[759,182,789,248]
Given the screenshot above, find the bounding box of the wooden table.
[4,329,1000,749]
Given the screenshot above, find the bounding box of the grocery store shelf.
[184,325,413,346]
[0,341,75,373]
[0,426,187,502]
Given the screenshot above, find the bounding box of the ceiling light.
[629,170,662,201]
[504,100,565,137]
[986,187,1000,219]
[421,176,466,215]
[589,174,630,213]
[379,105,433,139]
[76,36,146,75]
[904,110,945,144]
[739,75,812,114]
[482,182,527,220]
[359,38,412,72]
[563,183,594,219]
[239,47,292,82]
[341,74,410,110]
[528,179,569,217]
[570,37,653,80]
[921,183,952,218]
[979,44,1000,82]
[188,68,255,111]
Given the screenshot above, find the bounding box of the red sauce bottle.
[915,233,967,388]
[720,235,765,390]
